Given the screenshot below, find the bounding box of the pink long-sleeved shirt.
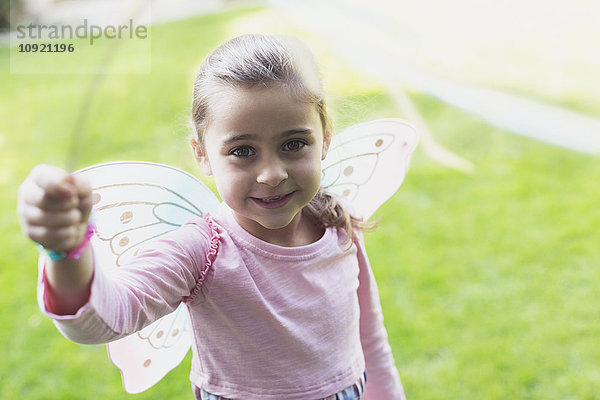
[38,203,405,399]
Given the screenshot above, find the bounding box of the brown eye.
[231,146,255,157]
[283,140,305,152]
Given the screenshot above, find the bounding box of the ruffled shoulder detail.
[183,214,220,303]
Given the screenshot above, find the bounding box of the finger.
[18,178,46,206]
[30,164,76,199]
[72,174,92,198]
[25,224,81,251]
[79,192,93,223]
[73,175,93,222]
[19,204,82,228]
[20,168,80,211]
[20,182,79,211]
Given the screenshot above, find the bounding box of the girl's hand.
[17,164,93,252]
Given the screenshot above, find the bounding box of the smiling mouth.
[251,192,295,209]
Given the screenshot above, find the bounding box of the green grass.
[368,102,600,398]
[1,5,600,400]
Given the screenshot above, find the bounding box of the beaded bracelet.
[38,222,96,262]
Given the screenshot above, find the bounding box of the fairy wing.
[322,119,418,220]
[73,161,220,394]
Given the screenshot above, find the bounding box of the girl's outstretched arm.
[18,164,94,315]
[20,164,211,345]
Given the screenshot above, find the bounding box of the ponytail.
[304,188,374,245]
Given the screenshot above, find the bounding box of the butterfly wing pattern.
[55,119,416,393]
[74,161,220,394]
[322,119,418,220]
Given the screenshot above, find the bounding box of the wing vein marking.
[94,183,204,215]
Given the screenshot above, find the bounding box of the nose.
[256,157,288,187]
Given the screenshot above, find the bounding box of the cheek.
[296,155,323,187]
[211,163,250,200]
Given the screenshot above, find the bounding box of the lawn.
[1,5,599,400]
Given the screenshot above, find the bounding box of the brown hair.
[191,34,366,242]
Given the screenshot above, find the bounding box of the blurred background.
[1,0,599,399]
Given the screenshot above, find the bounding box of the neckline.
[213,203,334,259]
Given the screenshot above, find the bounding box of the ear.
[321,133,331,161]
[191,138,213,176]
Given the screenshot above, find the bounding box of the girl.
[17,34,406,399]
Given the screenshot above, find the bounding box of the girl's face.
[194,84,330,245]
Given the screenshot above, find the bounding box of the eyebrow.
[222,128,314,145]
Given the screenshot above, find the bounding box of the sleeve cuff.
[37,254,93,320]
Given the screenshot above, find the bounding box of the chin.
[255,214,297,231]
